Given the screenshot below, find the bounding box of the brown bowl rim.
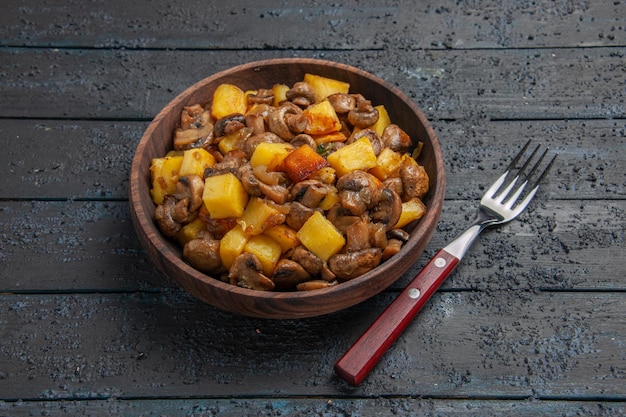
[129,58,445,318]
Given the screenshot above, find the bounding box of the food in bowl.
[148,72,430,291]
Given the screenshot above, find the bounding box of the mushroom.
[347,94,379,128]
[289,179,328,208]
[268,102,306,139]
[229,252,275,291]
[173,122,214,150]
[296,280,338,291]
[174,175,205,213]
[326,203,360,233]
[214,113,246,138]
[154,195,181,238]
[289,246,323,277]
[370,188,402,231]
[239,163,290,205]
[242,131,283,159]
[285,201,315,230]
[328,248,383,281]
[271,259,312,290]
[382,124,413,154]
[336,170,380,215]
[400,163,429,199]
[290,133,316,149]
[327,93,356,114]
[382,229,411,260]
[183,234,224,274]
[246,88,274,105]
[345,218,371,252]
[286,81,316,108]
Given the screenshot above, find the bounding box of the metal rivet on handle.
[434,257,446,268]
[408,288,421,299]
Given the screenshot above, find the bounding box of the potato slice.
[303,100,342,135]
[150,155,183,205]
[369,147,404,181]
[264,224,300,254]
[244,234,283,276]
[394,197,427,229]
[220,224,249,270]
[179,148,216,178]
[249,142,294,171]
[238,197,286,236]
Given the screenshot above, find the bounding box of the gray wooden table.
[1,1,624,415]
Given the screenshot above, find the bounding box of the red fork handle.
[334,249,460,386]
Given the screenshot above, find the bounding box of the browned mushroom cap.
[336,170,380,215]
[214,113,246,138]
[382,238,403,261]
[285,201,315,230]
[347,94,379,128]
[327,93,356,114]
[286,81,316,108]
[245,114,266,135]
[173,122,214,151]
[239,163,290,205]
[328,248,383,281]
[242,131,284,159]
[229,252,275,291]
[370,188,402,231]
[247,88,274,105]
[154,195,181,238]
[289,179,328,208]
[183,237,224,274]
[174,175,205,213]
[267,102,305,140]
[271,259,312,290]
[400,163,430,199]
[290,133,316,149]
[381,124,413,154]
[290,245,323,277]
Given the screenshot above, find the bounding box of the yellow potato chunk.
[179,148,216,178]
[297,211,345,262]
[312,131,347,145]
[202,173,249,219]
[394,198,427,229]
[244,234,283,276]
[272,84,290,107]
[327,136,378,177]
[210,83,246,120]
[217,127,253,155]
[220,224,249,270]
[238,197,286,236]
[150,155,183,205]
[249,142,294,171]
[303,100,342,135]
[177,218,207,246]
[283,144,330,183]
[369,147,404,181]
[303,73,350,102]
[318,187,340,211]
[264,224,300,254]
[371,105,391,137]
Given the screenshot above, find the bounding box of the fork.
[334,140,557,386]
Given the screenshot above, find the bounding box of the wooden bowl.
[129,58,445,319]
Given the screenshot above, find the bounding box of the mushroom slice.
[370,188,402,231]
[347,128,383,156]
[382,238,403,261]
[155,195,181,238]
[173,122,214,150]
[345,218,371,252]
[272,259,312,290]
[267,102,304,140]
[290,245,324,277]
[328,248,383,281]
[229,253,275,291]
[400,163,429,199]
[296,280,338,291]
[214,113,246,138]
[336,170,380,216]
[347,94,379,128]
[174,175,205,213]
[247,88,274,105]
[290,133,316,149]
[289,179,328,208]
[183,237,224,274]
[285,201,315,230]
[382,124,413,154]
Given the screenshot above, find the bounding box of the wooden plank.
[0,48,623,121]
[1,398,625,417]
[0,291,624,399]
[0,0,624,50]
[0,118,623,202]
[0,196,623,292]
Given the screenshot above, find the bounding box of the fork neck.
[442,213,499,260]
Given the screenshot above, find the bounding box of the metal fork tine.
[509,151,557,213]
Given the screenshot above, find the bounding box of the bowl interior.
[129,58,445,319]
